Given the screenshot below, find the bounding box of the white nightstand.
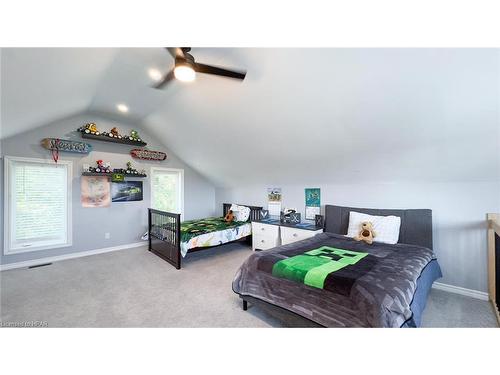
[251,221,280,251]
[251,220,323,251]
[280,225,323,245]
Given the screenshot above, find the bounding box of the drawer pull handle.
[293,233,298,237]
[261,239,265,243]
[261,227,265,231]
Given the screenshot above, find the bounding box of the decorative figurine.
[94,159,103,173]
[89,160,111,174]
[110,164,146,177]
[79,122,100,135]
[110,127,120,138]
[129,129,142,142]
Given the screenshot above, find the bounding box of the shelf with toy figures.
[81,132,147,146]
[78,123,147,146]
[82,160,147,179]
[81,172,147,178]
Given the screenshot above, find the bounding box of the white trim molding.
[432,282,489,301]
[0,242,146,271]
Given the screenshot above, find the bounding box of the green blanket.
[180,217,246,243]
[270,246,375,294]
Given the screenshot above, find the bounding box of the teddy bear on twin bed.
[354,221,377,245]
[224,210,235,223]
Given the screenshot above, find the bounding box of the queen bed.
[232,204,442,327]
[148,203,262,269]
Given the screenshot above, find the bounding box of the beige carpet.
[1,243,498,328]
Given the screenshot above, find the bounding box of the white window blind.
[151,168,184,215]
[5,157,72,254]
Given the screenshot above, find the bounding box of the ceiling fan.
[153,47,247,89]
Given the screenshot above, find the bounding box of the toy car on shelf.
[89,160,111,174]
[78,122,100,135]
[124,129,142,143]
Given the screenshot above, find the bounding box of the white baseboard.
[0,242,147,271]
[432,282,489,301]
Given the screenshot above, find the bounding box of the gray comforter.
[232,232,435,327]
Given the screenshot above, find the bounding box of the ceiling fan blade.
[153,70,175,89]
[194,63,246,80]
[166,47,184,59]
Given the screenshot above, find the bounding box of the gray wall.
[1,113,216,265]
[216,181,500,293]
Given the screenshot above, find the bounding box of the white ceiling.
[1,48,499,187]
[1,48,118,138]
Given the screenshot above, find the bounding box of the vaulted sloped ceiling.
[1,48,119,138]
[1,48,499,187]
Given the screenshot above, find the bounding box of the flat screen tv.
[111,181,143,202]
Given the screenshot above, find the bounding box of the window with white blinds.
[151,168,184,215]
[4,157,72,254]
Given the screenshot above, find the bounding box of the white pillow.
[346,211,401,244]
[229,204,251,222]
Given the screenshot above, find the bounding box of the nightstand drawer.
[280,226,322,245]
[252,222,279,237]
[253,233,280,251]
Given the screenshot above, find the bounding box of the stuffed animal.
[224,210,235,223]
[354,221,377,245]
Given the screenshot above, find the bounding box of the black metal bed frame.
[240,295,323,327]
[148,203,262,269]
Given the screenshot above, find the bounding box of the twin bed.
[148,203,442,327]
[148,203,262,269]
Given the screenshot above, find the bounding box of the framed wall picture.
[305,188,321,220]
[267,187,282,216]
[111,181,143,202]
[81,176,111,208]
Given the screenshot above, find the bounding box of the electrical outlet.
[104,232,110,239]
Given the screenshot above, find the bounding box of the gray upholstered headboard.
[324,205,433,249]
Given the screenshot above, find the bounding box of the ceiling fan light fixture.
[174,62,196,82]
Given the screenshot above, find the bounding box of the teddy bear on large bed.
[354,221,377,245]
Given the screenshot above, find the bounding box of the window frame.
[3,156,73,255]
[150,167,184,218]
